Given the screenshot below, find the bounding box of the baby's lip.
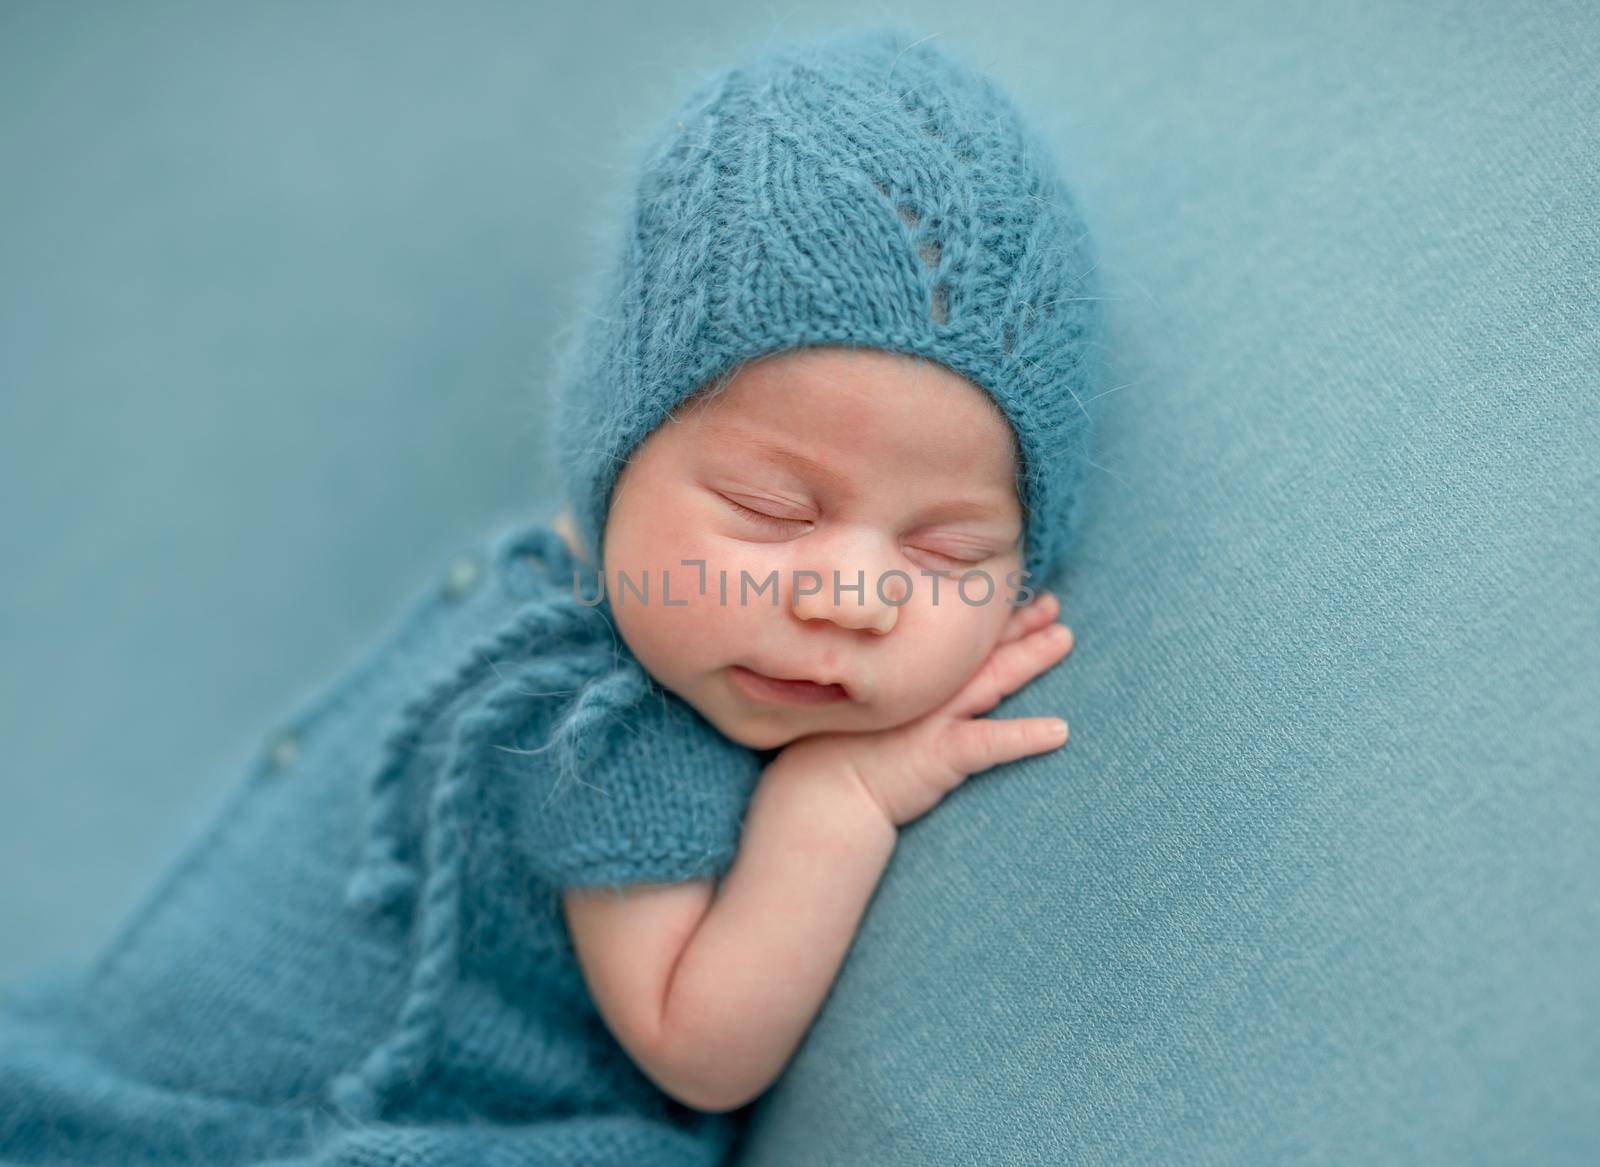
[740,664,861,703]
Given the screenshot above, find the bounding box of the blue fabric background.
[2,2,1595,1163]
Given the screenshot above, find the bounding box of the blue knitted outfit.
[0,23,1103,1166]
[0,520,764,1164]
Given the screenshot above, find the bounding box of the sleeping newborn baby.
[0,25,1104,1167]
[551,342,1079,1104]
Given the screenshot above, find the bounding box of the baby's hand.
[776,590,1074,828]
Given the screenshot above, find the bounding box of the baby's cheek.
[881,630,986,719]
[680,595,743,660]
[622,592,706,666]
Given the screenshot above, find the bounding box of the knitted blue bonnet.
[550,24,1107,592]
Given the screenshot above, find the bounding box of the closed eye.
[721,493,995,565]
[720,494,810,530]
[910,547,989,568]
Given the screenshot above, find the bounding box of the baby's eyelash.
[720,495,989,564]
[721,495,808,529]
[913,547,987,567]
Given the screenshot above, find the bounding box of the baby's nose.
[791,563,904,634]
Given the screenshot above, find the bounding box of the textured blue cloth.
[551,24,1105,593]
[0,518,764,1165]
[729,8,1600,1166]
[6,7,1596,1165]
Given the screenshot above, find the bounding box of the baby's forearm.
[655,747,898,1111]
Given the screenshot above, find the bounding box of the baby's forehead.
[688,366,1017,464]
[684,347,1011,427]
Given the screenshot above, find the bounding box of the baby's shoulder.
[405,512,597,624]
[475,512,582,586]
[340,515,610,733]
[403,512,614,691]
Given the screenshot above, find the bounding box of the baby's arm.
[563,591,1074,1112]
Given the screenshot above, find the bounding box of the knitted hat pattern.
[550,24,1106,593]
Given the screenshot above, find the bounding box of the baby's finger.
[945,621,1074,720]
[947,716,1069,778]
[997,589,1059,645]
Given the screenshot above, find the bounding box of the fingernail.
[1051,718,1070,742]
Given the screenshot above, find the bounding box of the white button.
[266,732,299,771]
[442,554,482,599]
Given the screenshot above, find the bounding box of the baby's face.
[598,345,1027,751]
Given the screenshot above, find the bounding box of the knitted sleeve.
[509,657,765,891]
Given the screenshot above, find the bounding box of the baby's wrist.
[765,737,899,841]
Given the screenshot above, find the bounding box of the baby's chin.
[714,721,808,752]
[684,684,932,754]
[714,714,845,752]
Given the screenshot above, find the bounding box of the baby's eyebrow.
[907,497,1020,527]
[715,427,853,492]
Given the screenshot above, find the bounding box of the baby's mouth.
[728,665,855,706]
